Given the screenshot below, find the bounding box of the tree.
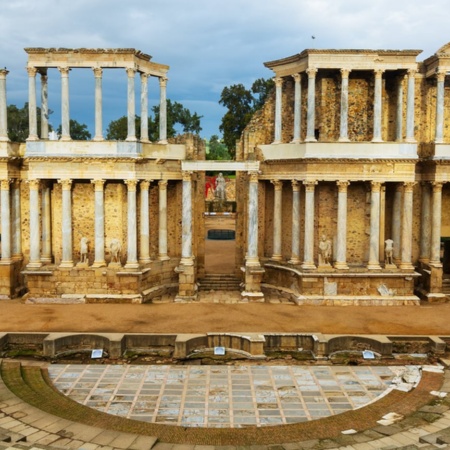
[57,119,91,140]
[7,103,50,142]
[206,135,231,160]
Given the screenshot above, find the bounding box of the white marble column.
[396,75,404,141]
[335,181,349,269]
[291,74,302,143]
[158,180,170,260]
[289,180,300,264]
[247,171,259,266]
[372,69,384,142]
[93,68,103,141]
[271,180,283,260]
[125,180,139,269]
[368,181,382,269]
[435,70,446,144]
[27,180,41,269]
[27,67,39,141]
[0,180,11,262]
[420,182,432,262]
[181,172,194,265]
[338,69,351,142]
[11,180,22,260]
[59,179,73,268]
[140,73,150,142]
[139,180,151,264]
[405,69,417,143]
[430,182,443,266]
[305,68,318,142]
[40,70,49,140]
[58,67,71,141]
[273,77,283,144]
[400,182,415,270]
[0,69,8,142]
[92,179,106,267]
[41,182,52,263]
[392,184,402,264]
[126,68,137,142]
[159,77,168,144]
[302,181,317,269]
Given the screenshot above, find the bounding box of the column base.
[338,137,350,142]
[93,136,104,142]
[0,258,12,265]
[367,262,382,270]
[241,291,265,303]
[271,254,282,262]
[26,135,39,142]
[399,262,415,271]
[288,257,300,265]
[59,261,74,269]
[0,137,10,142]
[334,261,349,270]
[158,255,170,262]
[290,139,301,144]
[404,138,416,143]
[304,136,317,143]
[158,139,168,145]
[138,258,152,265]
[371,138,383,143]
[125,136,138,142]
[40,257,52,264]
[124,261,140,270]
[26,261,42,270]
[301,262,316,270]
[60,136,72,142]
[140,138,151,144]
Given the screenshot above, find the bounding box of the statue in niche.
[318,234,332,266]
[385,239,395,266]
[80,237,89,264]
[215,172,227,202]
[109,238,122,264]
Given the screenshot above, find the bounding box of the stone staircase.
[198,273,241,291]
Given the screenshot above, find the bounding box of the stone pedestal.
[175,260,197,302]
[241,264,265,302]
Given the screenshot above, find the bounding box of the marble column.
[273,77,283,143]
[158,180,170,260]
[27,67,39,141]
[0,69,8,141]
[11,180,22,260]
[159,77,168,144]
[40,70,49,140]
[92,179,106,267]
[305,68,318,142]
[420,182,431,262]
[392,184,402,264]
[335,181,349,269]
[396,75,404,141]
[181,171,194,264]
[247,171,260,266]
[405,69,417,143]
[93,68,103,141]
[58,67,71,141]
[302,181,317,269]
[126,68,137,142]
[372,69,384,142]
[289,180,300,264]
[41,182,52,263]
[367,181,382,269]
[291,74,302,143]
[435,70,446,144]
[430,182,443,266]
[125,180,139,269]
[0,180,11,262]
[338,69,351,142]
[271,180,283,260]
[139,180,151,264]
[400,182,415,270]
[140,73,150,142]
[27,180,41,269]
[59,179,73,268]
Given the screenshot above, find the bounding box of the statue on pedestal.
[215,172,226,202]
[385,238,396,268]
[318,234,332,266]
[109,238,122,265]
[80,237,89,264]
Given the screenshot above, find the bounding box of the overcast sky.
[2,0,450,139]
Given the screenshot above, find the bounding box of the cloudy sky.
[1,0,450,139]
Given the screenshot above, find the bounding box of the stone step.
[198,274,241,291]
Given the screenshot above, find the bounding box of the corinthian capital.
[27,67,38,77]
[58,67,70,76]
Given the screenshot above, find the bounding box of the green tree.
[57,119,91,140]
[7,103,50,142]
[206,135,231,160]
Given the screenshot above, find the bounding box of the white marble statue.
[109,238,122,263]
[80,237,89,263]
[215,172,226,202]
[318,234,332,266]
[385,239,394,266]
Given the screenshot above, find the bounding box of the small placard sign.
[362,350,375,359]
[91,349,103,359]
[214,346,226,356]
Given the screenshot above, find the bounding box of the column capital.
[306,67,318,77]
[271,179,283,190]
[248,171,259,183]
[291,179,300,190]
[141,72,150,81]
[91,179,105,190]
[58,66,70,77]
[432,181,445,192]
[274,77,283,87]
[27,67,38,77]
[159,76,168,87]
[370,181,382,192]
[403,181,416,192]
[140,179,152,190]
[337,180,350,192]
[374,69,385,78]
[0,69,9,79]
[92,67,103,78]
[292,73,301,82]
[58,179,72,190]
[303,180,317,190]
[182,171,193,182]
[407,68,418,77]
[126,67,136,77]
[436,69,447,83]
[124,179,138,191]
[158,179,168,189]
[0,179,11,190]
[340,68,351,78]
[26,179,40,190]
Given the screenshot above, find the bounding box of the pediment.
[436,42,450,56]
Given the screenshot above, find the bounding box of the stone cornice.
[263,158,418,164]
[25,47,152,61]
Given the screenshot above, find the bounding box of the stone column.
[139,180,151,264]
[420,182,432,262]
[59,179,73,268]
[305,68,318,142]
[302,181,317,269]
[27,67,39,141]
[247,171,260,266]
[291,74,302,143]
[92,179,106,267]
[335,181,349,269]
[58,67,71,141]
[273,77,283,143]
[11,180,22,260]
[124,180,139,269]
[372,69,384,142]
[159,77,168,144]
[0,180,11,262]
[435,70,446,144]
[181,171,194,264]
[140,73,150,142]
[430,182,443,266]
[271,180,283,260]
[0,69,8,141]
[93,68,103,141]
[405,69,417,143]
[158,180,170,260]
[126,68,137,142]
[40,70,49,140]
[400,182,415,270]
[27,180,41,269]
[392,184,402,264]
[396,75,404,141]
[289,180,300,264]
[368,181,382,269]
[338,69,351,142]
[41,181,52,263]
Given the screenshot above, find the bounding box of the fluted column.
[291,74,302,143]
[181,172,194,265]
[0,180,11,262]
[335,181,349,269]
[41,181,52,263]
[139,180,151,264]
[289,180,300,264]
[368,181,382,269]
[92,179,106,267]
[59,179,73,268]
[27,67,38,141]
[392,184,402,264]
[40,70,49,140]
[305,68,318,142]
[58,67,71,141]
[126,68,137,142]
[396,75,404,141]
[405,69,417,143]
[430,182,443,266]
[0,69,8,142]
[273,77,283,143]
[400,182,415,270]
[372,69,384,142]
[11,180,22,260]
[27,180,41,269]
[302,181,317,269]
[159,77,168,144]
[435,70,446,144]
[420,182,432,262]
[158,180,170,260]
[140,73,150,142]
[338,69,351,142]
[124,180,139,269]
[247,171,259,266]
[271,180,283,260]
[93,68,103,141]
